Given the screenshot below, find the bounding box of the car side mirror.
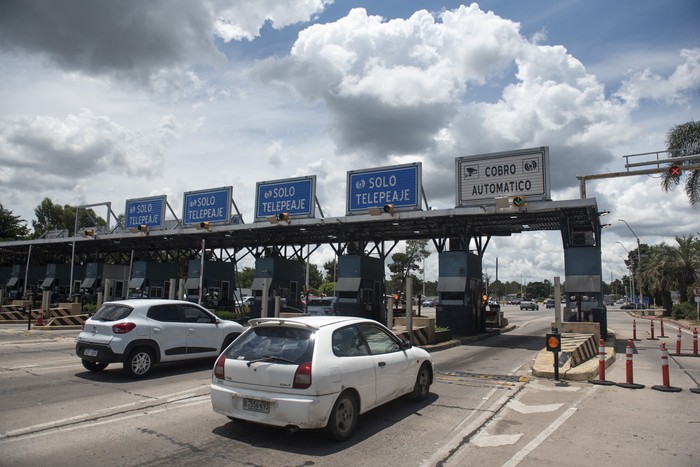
[400,340,412,349]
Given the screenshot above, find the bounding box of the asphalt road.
[0,306,698,467]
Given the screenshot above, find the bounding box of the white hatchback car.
[76,299,244,378]
[211,315,433,441]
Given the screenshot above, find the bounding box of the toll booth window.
[181,305,214,323]
[332,326,368,357]
[147,304,180,322]
[337,291,356,299]
[441,292,464,301]
[357,323,401,355]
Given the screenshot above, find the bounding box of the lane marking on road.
[471,431,522,447]
[0,386,210,441]
[507,400,563,414]
[501,407,578,467]
[528,380,581,392]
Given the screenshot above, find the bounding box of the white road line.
[507,400,563,414]
[472,431,522,447]
[501,407,578,467]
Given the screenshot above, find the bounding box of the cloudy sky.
[1,0,699,287]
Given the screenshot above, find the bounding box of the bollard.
[588,338,614,385]
[647,320,658,340]
[694,328,698,356]
[36,310,45,326]
[632,320,639,341]
[675,327,682,356]
[659,318,667,338]
[616,339,644,389]
[651,342,682,392]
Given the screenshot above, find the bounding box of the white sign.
[455,147,550,206]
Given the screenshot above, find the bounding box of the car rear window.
[224,326,314,364]
[92,304,133,321]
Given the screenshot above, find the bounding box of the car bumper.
[210,382,338,429]
[75,341,124,363]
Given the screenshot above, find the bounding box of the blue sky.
[0,1,698,284]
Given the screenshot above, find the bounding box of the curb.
[421,324,515,353]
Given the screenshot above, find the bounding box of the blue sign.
[183,187,232,226]
[125,196,166,230]
[347,163,422,215]
[255,176,316,221]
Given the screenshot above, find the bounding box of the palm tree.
[662,121,700,206]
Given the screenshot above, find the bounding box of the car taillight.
[293,362,312,389]
[214,354,226,380]
[112,322,136,334]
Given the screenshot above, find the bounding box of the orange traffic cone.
[36,310,45,326]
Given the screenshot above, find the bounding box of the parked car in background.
[306,296,338,315]
[520,298,539,310]
[421,298,436,307]
[507,298,521,305]
[544,298,555,309]
[211,315,433,441]
[76,299,244,378]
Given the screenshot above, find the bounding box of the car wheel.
[82,360,108,372]
[124,348,154,378]
[325,391,358,441]
[411,363,431,401]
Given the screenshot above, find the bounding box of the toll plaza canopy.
[0,198,602,264]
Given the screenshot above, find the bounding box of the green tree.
[31,198,106,238]
[235,266,256,289]
[0,204,29,240]
[305,262,324,292]
[387,240,431,296]
[663,121,700,206]
[323,259,337,282]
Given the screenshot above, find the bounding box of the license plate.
[84,348,98,357]
[242,398,270,414]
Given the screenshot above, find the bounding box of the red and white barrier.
[659,318,667,338]
[694,328,698,356]
[651,342,682,393]
[588,338,614,386]
[676,327,682,355]
[633,320,638,341]
[616,339,644,389]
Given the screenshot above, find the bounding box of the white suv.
[76,299,244,378]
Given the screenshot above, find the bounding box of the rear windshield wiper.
[246,354,297,367]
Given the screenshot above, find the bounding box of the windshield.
[224,326,314,364]
[92,304,133,321]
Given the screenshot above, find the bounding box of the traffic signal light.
[546,333,561,352]
[197,221,210,230]
[512,195,525,207]
[277,212,289,222]
[383,204,395,215]
[137,224,148,233]
[668,165,681,178]
[82,229,95,237]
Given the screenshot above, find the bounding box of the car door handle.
[153,328,161,334]
[187,328,195,335]
[378,362,386,367]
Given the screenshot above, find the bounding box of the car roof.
[249,315,371,330]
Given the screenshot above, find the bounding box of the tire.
[82,360,108,372]
[411,363,431,401]
[123,348,154,378]
[325,391,358,441]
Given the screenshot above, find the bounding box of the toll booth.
[5,264,46,300]
[0,266,9,304]
[334,254,384,321]
[40,263,75,301]
[249,257,304,318]
[436,250,483,336]
[128,261,179,299]
[183,260,235,306]
[81,263,129,303]
[564,240,607,338]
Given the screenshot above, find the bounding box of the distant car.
[507,298,521,305]
[614,299,626,305]
[238,296,255,307]
[421,298,436,307]
[306,297,338,315]
[520,299,539,311]
[620,302,638,309]
[75,299,244,378]
[211,315,433,441]
[544,298,555,309]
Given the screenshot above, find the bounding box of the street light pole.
[617,245,634,304]
[619,219,643,309]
